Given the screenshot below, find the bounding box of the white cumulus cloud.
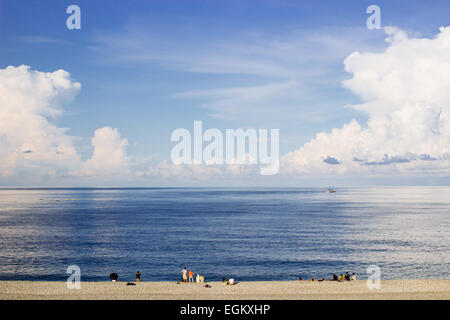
[283,27,450,176]
[0,65,81,177]
[0,65,131,183]
[79,127,130,177]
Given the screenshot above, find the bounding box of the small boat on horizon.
[327,189,336,193]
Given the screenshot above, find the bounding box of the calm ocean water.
[0,187,448,282]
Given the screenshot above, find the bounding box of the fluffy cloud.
[0,65,130,183]
[283,27,450,176]
[80,127,130,177]
[4,25,450,185]
[0,65,81,176]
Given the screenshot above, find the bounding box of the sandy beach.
[0,280,449,300]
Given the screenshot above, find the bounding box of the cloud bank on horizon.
[1,26,450,184]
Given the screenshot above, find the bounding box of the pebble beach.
[1,279,449,300]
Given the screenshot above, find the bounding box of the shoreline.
[1,279,449,300]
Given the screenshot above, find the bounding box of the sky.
[1,0,450,186]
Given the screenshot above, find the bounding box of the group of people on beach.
[333,272,356,282]
[111,269,357,284]
[297,272,356,282]
[180,267,236,285]
[180,267,194,282]
[222,277,237,285]
[180,267,206,283]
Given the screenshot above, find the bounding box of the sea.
[0,187,448,282]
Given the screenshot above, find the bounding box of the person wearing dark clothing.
[109,273,119,282]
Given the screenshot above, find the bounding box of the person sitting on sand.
[136,271,141,282]
[338,274,344,282]
[109,273,119,282]
[345,272,351,281]
[331,274,338,281]
[351,273,356,281]
[181,267,188,283]
[188,270,194,282]
[229,278,236,285]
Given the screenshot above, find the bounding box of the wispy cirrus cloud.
[89,23,386,123]
[12,35,68,44]
[90,24,385,77]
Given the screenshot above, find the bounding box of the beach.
[1,280,449,300]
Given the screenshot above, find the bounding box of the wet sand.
[1,279,449,300]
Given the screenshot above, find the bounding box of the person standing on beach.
[188,269,194,282]
[136,271,141,282]
[181,267,188,283]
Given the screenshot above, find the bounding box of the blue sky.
[1,0,450,186]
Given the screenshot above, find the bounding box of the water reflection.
[0,187,448,281]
